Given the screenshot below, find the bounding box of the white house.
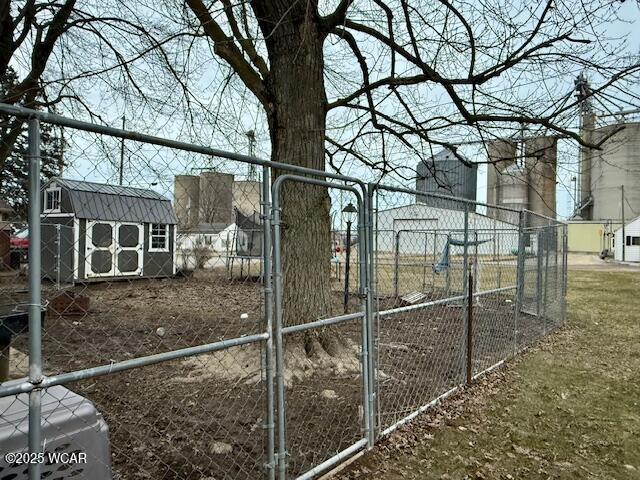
[176,223,236,253]
[614,215,640,262]
[175,223,236,270]
[375,203,521,257]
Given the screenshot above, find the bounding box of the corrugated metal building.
[41,178,178,283]
[375,203,520,257]
[416,148,477,211]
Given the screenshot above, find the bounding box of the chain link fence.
[0,104,567,480]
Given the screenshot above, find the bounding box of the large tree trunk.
[255,4,339,353]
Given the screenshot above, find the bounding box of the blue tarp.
[433,237,491,273]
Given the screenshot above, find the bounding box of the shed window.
[626,236,640,246]
[44,187,61,212]
[150,224,169,251]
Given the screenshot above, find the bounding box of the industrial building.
[614,216,640,263]
[566,220,620,254]
[375,203,519,257]
[415,148,477,211]
[568,117,640,257]
[576,120,640,222]
[486,137,557,226]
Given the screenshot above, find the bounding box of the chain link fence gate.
[369,185,568,439]
[0,103,567,480]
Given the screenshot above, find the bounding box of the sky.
[15,1,640,223]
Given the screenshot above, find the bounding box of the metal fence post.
[497,231,502,289]
[393,231,400,298]
[445,234,451,294]
[261,166,276,480]
[55,223,61,289]
[270,195,287,480]
[27,117,43,480]
[466,269,473,384]
[359,191,374,449]
[422,231,428,292]
[462,204,470,381]
[366,184,377,443]
[562,225,569,325]
[542,224,550,334]
[536,230,543,319]
[473,231,479,297]
[431,233,437,294]
[462,205,469,295]
[514,210,526,355]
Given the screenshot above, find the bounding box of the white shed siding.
[614,216,640,262]
[374,204,519,256]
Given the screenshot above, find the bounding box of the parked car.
[10,227,28,250]
[10,227,28,266]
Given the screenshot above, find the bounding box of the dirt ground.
[3,267,553,479]
[334,268,640,480]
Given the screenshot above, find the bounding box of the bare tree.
[164,0,638,343]
[4,1,639,354]
[0,0,77,164]
[0,1,204,170]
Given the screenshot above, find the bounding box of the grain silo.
[499,164,529,220]
[484,136,557,225]
[589,122,640,221]
[415,148,477,211]
[199,172,234,225]
[486,139,517,219]
[525,136,557,225]
[232,181,261,217]
[174,175,200,230]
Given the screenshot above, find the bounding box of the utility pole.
[621,185,626,262]
[59,126,65,177]
[119,114,126,186]
[246,130,257,181]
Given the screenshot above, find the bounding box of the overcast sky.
[42,1,640,223]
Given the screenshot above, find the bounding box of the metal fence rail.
[0,103,568,480]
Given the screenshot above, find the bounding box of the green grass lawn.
[337,269,640,479]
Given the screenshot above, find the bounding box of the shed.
[614,215,640,262]
[41,178,178,283]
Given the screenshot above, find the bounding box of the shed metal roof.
[51,178,177,224]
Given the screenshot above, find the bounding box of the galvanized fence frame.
[368,184,567,440]
[0,102,568,480]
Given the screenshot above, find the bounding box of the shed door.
[116,223,143,275]
[86,221,115,278]
[86,221,143,278]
